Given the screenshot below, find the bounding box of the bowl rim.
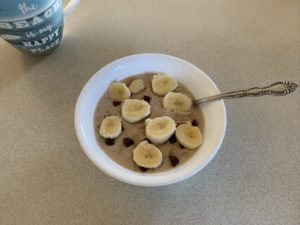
[75,53,227,186]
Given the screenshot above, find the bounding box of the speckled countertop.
[0,0,299,225]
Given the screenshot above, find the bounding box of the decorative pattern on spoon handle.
[194,81,298,105]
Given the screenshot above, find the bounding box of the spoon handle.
[194,81,298,105]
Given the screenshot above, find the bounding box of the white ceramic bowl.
[75,53,226,186]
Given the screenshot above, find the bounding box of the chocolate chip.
[105,138,115,146]
[113,101,121,106]
[123,137,134,147]
[169,134,177,144]
[139,166,148,172]
[191,119,198,126]
[144,138,152,143]
[179,144,185,149]
[143,95,151,103]
[169,155,180,167]
[122,126,124,131]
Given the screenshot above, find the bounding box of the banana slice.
[128,79,145,94]
[108,82,131,101]
[163,92,192,112]
[151,74,178,96]
[99,116,122,139]
[133,141,163,168]
[122,99,151,123]
[175,122,203,149]
[145,116,176,144]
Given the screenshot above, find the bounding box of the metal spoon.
[194,81,298,105]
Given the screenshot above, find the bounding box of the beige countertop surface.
[0,0,299,224]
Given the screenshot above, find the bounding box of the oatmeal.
[94,73,204,173]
